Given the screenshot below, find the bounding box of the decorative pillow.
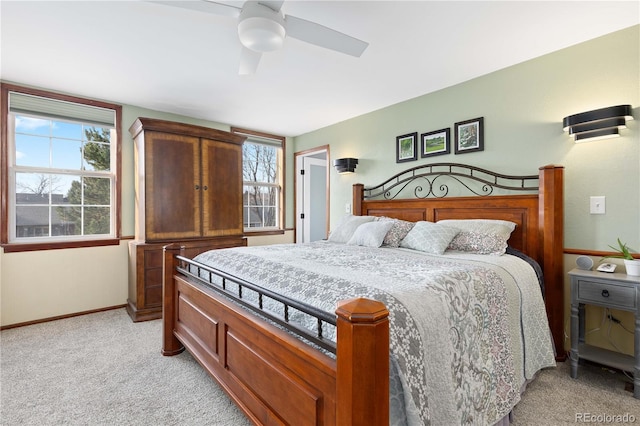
[437,219,517,255]
[347,220,395,248]
[376,217,415,247]
[447,231,508,255]
[327,215,376,243]
[399,221,459,255]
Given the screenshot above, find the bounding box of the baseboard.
[0,304,127,330]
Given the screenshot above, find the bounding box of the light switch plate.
[590,196,605,214]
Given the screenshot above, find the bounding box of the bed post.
[539,165,565,360]
[335,298,389,426]
[353,184,364,216]
[162,243,185,356]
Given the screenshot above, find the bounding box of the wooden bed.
[162,163,564,426]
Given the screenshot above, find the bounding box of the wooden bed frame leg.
[162,243,185,356]
[539,165,565,360]
[353,184,364,216]
[336,298,389,426]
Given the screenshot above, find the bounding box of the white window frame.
[1,84,122,251]
[233,127,285,234]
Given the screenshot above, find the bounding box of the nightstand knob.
[601,289,609,297]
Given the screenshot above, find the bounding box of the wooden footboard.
[162,244,389,426]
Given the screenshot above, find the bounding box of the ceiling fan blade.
[239,46,262,75]
[146,1,241,18]
[257,0,284,12]
[285,15,369,57]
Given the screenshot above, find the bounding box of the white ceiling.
[1,1,638,137]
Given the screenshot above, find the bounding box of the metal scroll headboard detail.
[364,163,539,200]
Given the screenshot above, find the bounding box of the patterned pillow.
[399,221,459,255]
[347,220,395,248]
[328,215,376,243]
[376,217,415,247]
[447,231,508,255]
[437,219,517,255]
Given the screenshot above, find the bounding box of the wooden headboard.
[352,163,565,360]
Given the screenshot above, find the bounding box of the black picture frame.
[420,128,450,158]
[454,117,484,154]
[396,132,418,163]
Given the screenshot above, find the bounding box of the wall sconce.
[333,158,358,173]
[563,104,633,142]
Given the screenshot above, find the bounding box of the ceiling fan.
[149,0,369,74]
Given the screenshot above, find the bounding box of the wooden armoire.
[127,117,247,321]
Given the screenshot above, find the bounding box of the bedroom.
[1,1,639,424]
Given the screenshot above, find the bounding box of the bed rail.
[364,162,539,199]
[175,254,338,353]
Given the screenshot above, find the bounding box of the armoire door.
[144,131,201,240]
[201,137,243,237]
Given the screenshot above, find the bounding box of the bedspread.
[193,242,555,425]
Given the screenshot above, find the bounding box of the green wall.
[294,25,640,252]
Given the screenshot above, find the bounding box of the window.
[1,84,121,251]
[232,127,285,233]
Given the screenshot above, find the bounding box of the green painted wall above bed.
[293,25,640,253]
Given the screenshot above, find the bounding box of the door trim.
[294,145,330,243]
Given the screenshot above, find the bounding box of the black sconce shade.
[563,104,633,142]
[333,158,358,173]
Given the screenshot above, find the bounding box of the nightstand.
[569,268,640,398]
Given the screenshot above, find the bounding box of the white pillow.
[437,219,517,255]
[328,215,376,243]
[399,221,459,255]
[347,220,395,248]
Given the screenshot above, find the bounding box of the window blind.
[9,92,116,128]
[236,133,283,148]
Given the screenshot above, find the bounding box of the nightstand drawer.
[577,280,636,309]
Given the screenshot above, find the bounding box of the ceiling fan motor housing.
[238,3,286,53]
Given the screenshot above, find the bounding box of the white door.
[296,154,328,243]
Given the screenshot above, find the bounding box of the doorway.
[295,146,329,243]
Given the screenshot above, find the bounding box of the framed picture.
[396,132,418,163]
[454,117,484,154]
[420,128,450,158]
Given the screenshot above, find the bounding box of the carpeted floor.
[0,309,249,426]
[512,356,638,424]
[1,308,637,425]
